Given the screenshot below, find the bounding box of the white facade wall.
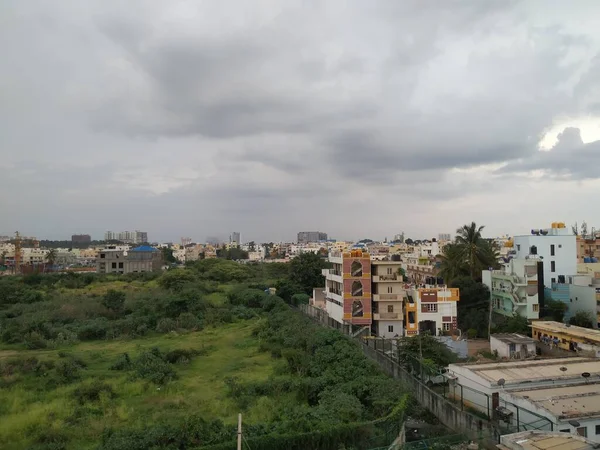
[377,320,403,338]
[514,229,576,288]
[490,337,536,359]
[499,393,600,441]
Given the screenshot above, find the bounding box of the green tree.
[569,311,594,328]
[45,249,58,270]
[161,247,177,264]
[543,298,568,322]
[396,334,457,375]
[495,314,530,335]
[102,289,126,313]
[289,252,328,294]
[439,222,499,284]
[450,277,491,337]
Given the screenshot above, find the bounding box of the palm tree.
[438,243,469,284]
[440,222,500,284]
[45,249,58,272]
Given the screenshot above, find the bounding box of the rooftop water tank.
[592,257,598,263]
[584,257,592,263]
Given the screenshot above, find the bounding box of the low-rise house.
[499,430,599,450]
[446,357,600,417]
[490,333,536,360]
[531,321,600,357]
[500,383,600,442]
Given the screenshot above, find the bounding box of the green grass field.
[0,320,274,449]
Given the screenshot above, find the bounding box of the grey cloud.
[3,0,600,242]
[499,127,600,179]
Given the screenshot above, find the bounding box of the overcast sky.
[2,1,600,243]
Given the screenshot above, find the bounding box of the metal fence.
[299,304,554,446]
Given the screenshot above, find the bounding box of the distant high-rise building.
[230,232,241,246]
[72,234,91,244]
[393,233,405,243]
[104,230,148,244]
[438,233,451,242]
[297,231,328,243]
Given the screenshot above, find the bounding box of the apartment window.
[559,429,569,433]
[551,261,556,272]
[387,267,393,275]
[533,304,539,312]
[118,262,124,269]
[408,312,415,324]
[552,278,556,284]
[387,286,393,293]
[100,254,106,259]
[517,244,521,251]
[443,323,451,331]
[111,262,116,269]
[577,427,587,438]
[387,305,394,313]
[388,325,394,333]
[550,244,555,256]
[595,425,600,435]
[425,304,438,313]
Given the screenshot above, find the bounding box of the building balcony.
[372,274,399,282]
[373,293,403,301]
[374,312,401,320]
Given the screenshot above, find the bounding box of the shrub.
[177,312,202,331]
[133,349,177,384]
[156,318,177,333]
[73,381,116,404]
[24,331,48,349]
[110,353,132,371]
[102,290,126,313]
[164,348,199,364]
[54,360,83,384]
[466,328,478,339]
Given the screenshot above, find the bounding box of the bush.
[110,353,132,371]
[156,318,177,333]
[54,360,83,384]
[24,331,48,349]
[133,349,177,384]
[73,381,116,404]
[177,312,202,331]
[164,348,199,364]
[102,290,126,313]
[466,328,478,339]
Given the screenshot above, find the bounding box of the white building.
[514,223,577,288]
[404,285,459,336]
[482,258,541,320]
[500,383,600,442]
[490,333,536,359]
[499,430,599,450]
[446,358,600,419]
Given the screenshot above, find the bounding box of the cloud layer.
[2,1,600,242]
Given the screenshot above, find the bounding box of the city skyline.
[2,2,600,242]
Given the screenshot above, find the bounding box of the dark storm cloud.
[3,0,600,241]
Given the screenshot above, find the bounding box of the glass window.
[388,325,394,333]
[577,427,587,437]
[387,305,394,312]
[550,244,555,256]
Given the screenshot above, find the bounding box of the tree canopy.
[439,222,499,284]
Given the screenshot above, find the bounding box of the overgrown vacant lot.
[0,321,273,449]
[0,256,410,450]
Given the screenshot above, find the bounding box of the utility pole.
[237,413,242,450]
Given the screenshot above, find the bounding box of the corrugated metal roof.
[130,245,158,252]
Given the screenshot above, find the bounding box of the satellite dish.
[569,420,581,428]
[498,378,506,387]
[560,366,568,372]
[582,372,591,378]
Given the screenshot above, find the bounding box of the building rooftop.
[506,382,600,420]
[492,333,536,345]
[130,245,158,252]
[531,322,600,344]
[450,357,600,385]
[499,430,599,450]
